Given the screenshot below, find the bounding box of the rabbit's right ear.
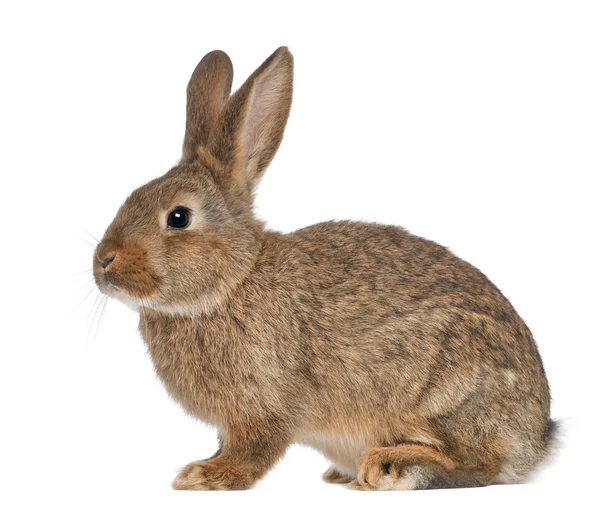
[181,50,233,163]
[207,47,293,199]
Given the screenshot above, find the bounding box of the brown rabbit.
[93,47,556,490]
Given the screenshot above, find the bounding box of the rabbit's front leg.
[172,424,290,490]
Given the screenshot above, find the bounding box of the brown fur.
[93,47,555,490]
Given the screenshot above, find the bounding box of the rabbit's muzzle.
[93,239,159,302]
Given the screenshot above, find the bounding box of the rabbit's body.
[141,221,551,489]
[94,48,555,490]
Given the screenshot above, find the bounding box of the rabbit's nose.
[99,254,116,269]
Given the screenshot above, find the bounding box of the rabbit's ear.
[181,50,233,163]
[208,47,293,194]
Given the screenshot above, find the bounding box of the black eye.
[167,207,191,229]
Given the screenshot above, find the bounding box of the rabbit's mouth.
[94,267,130,299]
[103,282,144,312]
[95,274,122,298]
[95,269,158,313]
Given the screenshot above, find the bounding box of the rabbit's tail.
[543,418,561,451]
[490,417,561,485]
[540,418,562,469]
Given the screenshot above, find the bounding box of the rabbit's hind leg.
[349,444,491,491]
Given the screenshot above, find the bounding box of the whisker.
[86,291,104,343]
[87,291,102,320]
[87,232,100,244]
[94,295,109,341]
[74,268,94,277]
[75,234,97,250]
[88,293,105,341]
[67,285,98,319]
[80,277,96,290]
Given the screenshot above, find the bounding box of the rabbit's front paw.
[172,458,252,490]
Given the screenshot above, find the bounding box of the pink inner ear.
[242,64,289,172]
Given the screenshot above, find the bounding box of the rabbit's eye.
[167,207,191,229]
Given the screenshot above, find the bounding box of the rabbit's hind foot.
[348,444,488,491]
[322,467,353,484]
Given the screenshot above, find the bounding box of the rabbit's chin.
[97,282,143,313]
[140,294,229,317]
[106,286,225,317]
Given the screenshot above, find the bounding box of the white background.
[1,1,598,505]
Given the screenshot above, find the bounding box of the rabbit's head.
[93,48,293,315]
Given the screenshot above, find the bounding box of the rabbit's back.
[264,220,549,415]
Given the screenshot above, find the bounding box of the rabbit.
[93,47,556,491]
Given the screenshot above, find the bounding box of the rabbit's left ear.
[208,47,293,194]
[182,50,233,163]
